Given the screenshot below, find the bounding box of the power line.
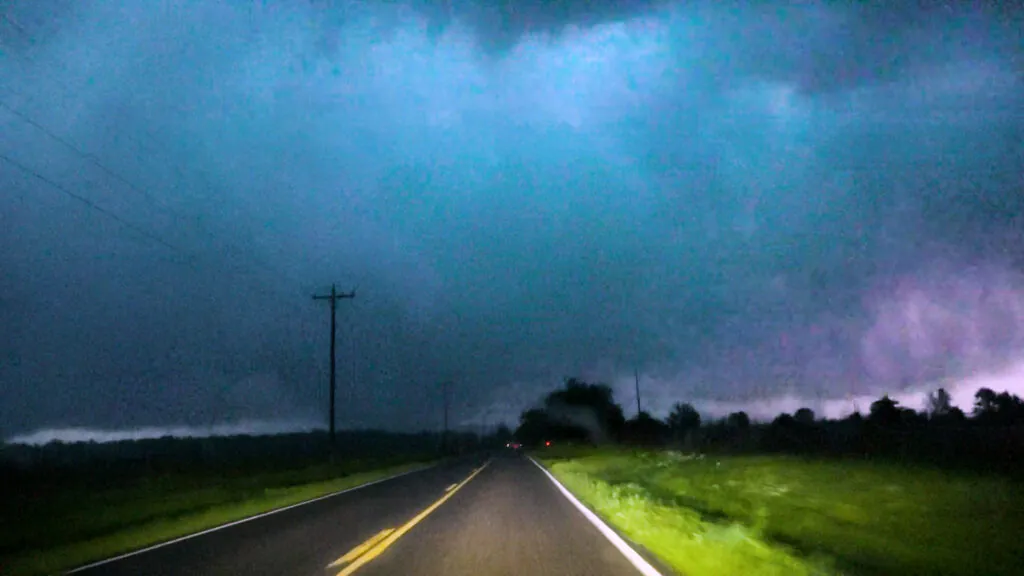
[1,23,343,381]
[0,94,315,312]
[4,148,323,381]
[0,151,189,256]
[1,23,354,330]
[0,100,196,228]
[1,144,312,317]
[0,44,310,290]
[1,135,318,319]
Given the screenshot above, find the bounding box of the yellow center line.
[328,528,395,568]
[444,483,457,492]
[335,460,492,576]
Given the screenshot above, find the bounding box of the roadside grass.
[1,459,433,576]
[536,447,1024,576]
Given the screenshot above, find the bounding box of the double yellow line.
[328,460,491,576]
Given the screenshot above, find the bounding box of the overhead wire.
[0,15,327,316]
[0,100,193,223]
[0,99,315,312]
[0,93,294,283]
[0,141,319,321]
[0,151,191,257]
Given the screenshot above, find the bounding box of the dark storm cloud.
[1,0,1022,439]
[411,0,671,53]
[367,2,1023,94]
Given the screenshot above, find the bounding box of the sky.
[2,0,1022,442]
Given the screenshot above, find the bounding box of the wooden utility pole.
[312,283,355,449]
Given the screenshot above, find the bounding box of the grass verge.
[1,460,432,576]
[535,447,1024,576]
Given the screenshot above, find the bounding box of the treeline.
[514,378,1024,474]
[0,428,499,480]
[0,428,515,517]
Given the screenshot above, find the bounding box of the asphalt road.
[73,453,650,576]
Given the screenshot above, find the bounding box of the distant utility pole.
[635,367,642,416]
[312,283,355,449]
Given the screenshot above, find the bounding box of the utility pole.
[312,283,355,451]
[635,367,642,416]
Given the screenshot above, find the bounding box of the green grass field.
[0,458,433,576]
[536,447,1024,576]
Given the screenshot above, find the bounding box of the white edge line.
[65,463,437,574]
[529,457,663,576]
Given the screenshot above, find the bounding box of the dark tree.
[719,411,752,452]
[927,388,953,417]
[869,395,902,427]
[668,402,701,431]
[947,406,966,422]
[622,412,670,446]
[899,406,924,427]
[772,413,796,428]
[996,392,1024,424]
[543,378,626,443]
[515,378,626,445]
[931,404,966,427]
[727,411,751,430]
[514,408,551,446]
[974,388,998,418]
[974,388,1024,425]
[794,407,816,426]
[760,413,799,452]
[666,402,702,450]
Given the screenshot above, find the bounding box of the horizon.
[10,361,1019,447]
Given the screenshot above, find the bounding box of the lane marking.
[328,528,395,568]
[444,483,457,492]
[65,464,438,574]
[336,460,491,576]
[529,457,663,576]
